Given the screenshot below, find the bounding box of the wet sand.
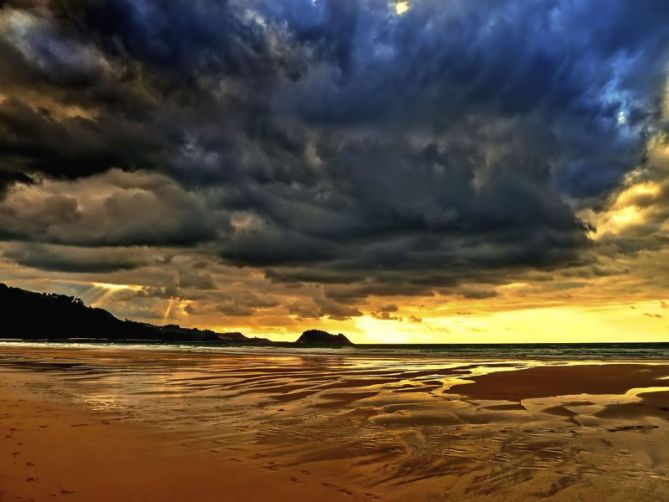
[1,346,668,501]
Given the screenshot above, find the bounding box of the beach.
[1,345,668,501]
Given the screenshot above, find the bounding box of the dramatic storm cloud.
[1,0,669,341]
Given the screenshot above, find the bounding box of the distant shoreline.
[2,339,669,361]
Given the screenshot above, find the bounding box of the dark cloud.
[177,268,217,290]
[1,0,668,303]
[217,302,254,317]
[0,169,217,246]
[371,304,401,321]
[460,288,498,300]
[0,242,151,272]
[643,312,663,319]
[0,98,169,182]
[216,291,280,317]
[289,295,362,321]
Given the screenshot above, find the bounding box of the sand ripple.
[1,346,669,500]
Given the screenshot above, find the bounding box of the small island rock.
[295,330,353,346]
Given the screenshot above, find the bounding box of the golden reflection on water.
[1,346,669,499]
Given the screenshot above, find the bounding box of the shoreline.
[2,340,669,362]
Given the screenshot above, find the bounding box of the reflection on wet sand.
[1,346,668,501]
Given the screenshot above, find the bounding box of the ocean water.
[1,340,668,360]
[359,342,669,360]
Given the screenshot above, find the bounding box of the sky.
[1,0,669,343]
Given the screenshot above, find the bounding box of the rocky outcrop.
[295,330,353,347]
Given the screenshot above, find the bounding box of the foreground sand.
[1,346,668,501]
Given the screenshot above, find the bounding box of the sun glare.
[92,282,140,292]
[394,1,410,15]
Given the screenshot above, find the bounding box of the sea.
[1,340,668,360]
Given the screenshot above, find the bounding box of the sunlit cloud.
[92,282,141,293]
[584,175,663,238]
